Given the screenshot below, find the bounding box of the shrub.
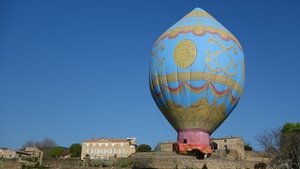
[244,143,253,151]
[90,159,113,167]
[49,146,64,158]
[21,164,49,169]
[69,143,82,157]
[115,158,133,168]
[136,144,151,152]
[254,162,267,169]
[202,164,208,169]
[22,157,38,162]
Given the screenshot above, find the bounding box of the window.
[183,139,187,143]
[211,142,218,150]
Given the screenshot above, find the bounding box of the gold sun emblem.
[174,39,197,69]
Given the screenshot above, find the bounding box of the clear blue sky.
[1,0,300,150]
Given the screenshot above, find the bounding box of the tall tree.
[35,137,57,158]
[36,137,57,149]
[22,140,36,149]
[279,123,300,169]
[256,123,300,169]
[256,128,281,154]
[69,143,82,157]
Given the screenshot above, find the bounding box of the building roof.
[83,137,132,143]
[25,146,42,152]
[160,142,175,144]
[211,136,244,141]
[0,148,17,151]
[0,148,9,150]
[16,150,32,155]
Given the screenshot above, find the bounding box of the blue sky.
[1,0,300,150]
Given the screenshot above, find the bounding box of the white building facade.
[81,137,136,160]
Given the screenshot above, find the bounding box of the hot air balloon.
[149,8,245,158]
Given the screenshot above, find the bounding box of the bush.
[202,164,208,169]
[136,144,151,152]
[254,162,267,169]
[69,143,82,157]
[0,160,3,169]
[225,149,230,154]
[90,159,113,167]
[244,143,253,151]
[115,158,133,168]
[21,164,49,169]
[22,157,38,162]
[49,146,64,158]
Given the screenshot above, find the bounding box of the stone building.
[22,147,43,158]
[158,142,174,152]
[211,137,245,160]
[81,137,136,160]
[17,147,44,165]
[156,137,245,160]
[0,148,17,159]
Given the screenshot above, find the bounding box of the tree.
[244,142,253,151]
[256,128,281,154]
[35,137,57,158]
[49,146,64,158]
[153,142,161,152]
[21,137,57,158]
[136,144,152,152]
[36,137,57,149]
[22,140,36,149]
[279,123,300,169]
[69,143,82,157]
[256,123,300,169]
[282,122,300,132]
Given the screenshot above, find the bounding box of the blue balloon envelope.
[149,8,245,155]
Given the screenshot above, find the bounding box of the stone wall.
[159,142,174,152]
[132,152,270,169]
[0,159,21,169]
[245,151,271,162]
[0,152,271,169]
[43,158,133,169]
[43,158,82,168]
[1,158,131,169]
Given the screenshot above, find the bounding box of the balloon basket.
[173,129,212,159]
